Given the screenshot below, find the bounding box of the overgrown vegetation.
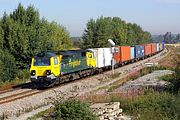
[112,91,180,120]
[0,3,72,84]
[28,99,98,120]
[51,99,98,120]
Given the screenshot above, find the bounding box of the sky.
[0,0,180,37]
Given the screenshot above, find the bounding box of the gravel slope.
[114,70,173,92]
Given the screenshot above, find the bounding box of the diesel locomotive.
[30,50,96,87]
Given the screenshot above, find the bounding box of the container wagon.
[156,43,160,52]
[144,44,152,57]
[114,47,119,67]
[118,46,131,65]
[162,41,165,49]
[134,45,144,59]
[130,46,135,61]
[89,48,113,69]
[151,43,157,54]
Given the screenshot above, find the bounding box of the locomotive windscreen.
[34,57,50,66]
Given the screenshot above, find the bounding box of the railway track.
[0,82,39,104]
[0,49,169,105]
[0,82,34,95]
[0,89,41,104]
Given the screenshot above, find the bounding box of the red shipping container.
[144,44,152,55]
[114,47,119,63]
[119,46,131,63]
[151,43,157,54]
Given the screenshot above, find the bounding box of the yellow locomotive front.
[30,51,61,87]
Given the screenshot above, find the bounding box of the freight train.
[30,42,165,87]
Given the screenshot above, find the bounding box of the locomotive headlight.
[31,70,36,76]
[46,70,51,75]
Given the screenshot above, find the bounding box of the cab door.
[52,56,60,76]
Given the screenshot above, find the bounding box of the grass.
[159,46,180,68]
[118,91,180,120]
[27,107,54,120]
[107,77,130,92]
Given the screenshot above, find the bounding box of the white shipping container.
[156,43,160,52]
[88,48,113,68]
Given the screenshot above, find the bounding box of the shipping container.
[144,44,152,56]
[134,45,144,58]
[89,48,112,68]
[156,43,160,52]
[119,46,131,63]
[114,47,119,64]
[159,43,163,50]
[130,46,135,60]
[162,41,165,49]
[151,43,157,54]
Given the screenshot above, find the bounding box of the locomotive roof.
[57,49,91,55]
[34,51,56,57]
[34,49,92,57]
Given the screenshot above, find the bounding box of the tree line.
[81,16,151,48]
[0,3,72,82]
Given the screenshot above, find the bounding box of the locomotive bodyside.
[30,50,96,87]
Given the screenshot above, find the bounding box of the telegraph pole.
[108,39,115,74]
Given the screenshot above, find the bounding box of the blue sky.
[0,0,180,37]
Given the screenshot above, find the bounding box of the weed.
[0,113,8,120]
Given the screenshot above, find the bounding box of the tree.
[0,50,17,82]
[82,19,96,48]
[0,21,4,49]
[82,16,151,48]
[0,3,72,69]
[175,34,180,41]
[164,32,172,43]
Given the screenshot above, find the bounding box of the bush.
[0,50,17,82]
[16,69,30,80]
[48,99,98,120]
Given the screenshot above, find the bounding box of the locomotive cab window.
[34,57,50,66]
[54,57,58,65]
[81,52,86,57]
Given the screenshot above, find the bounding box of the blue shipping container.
[162,41,165,49]
[134,45,144,58]
[130,46,135,59]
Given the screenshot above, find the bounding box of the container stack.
[90,102,131,120]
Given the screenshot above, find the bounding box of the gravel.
[114,70,173,92]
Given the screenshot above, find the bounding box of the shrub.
[16,69,30,80]
[0,50,17,82]
[46,99,98,120]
